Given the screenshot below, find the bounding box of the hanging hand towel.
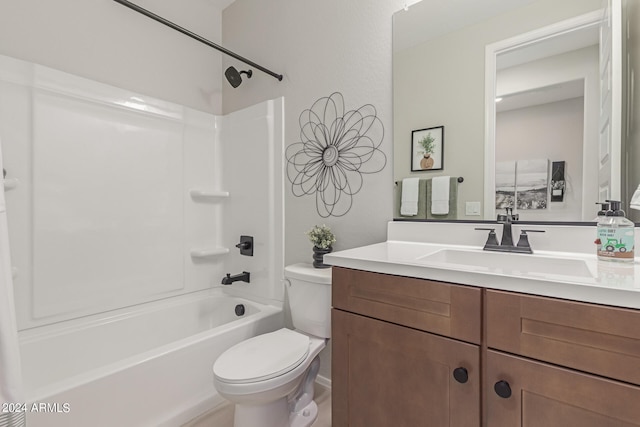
[0,141,25,427]
[631,185,640,210]
[431,176,450,215]
[400,178,420,216]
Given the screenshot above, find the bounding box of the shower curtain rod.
[113,0,283,82]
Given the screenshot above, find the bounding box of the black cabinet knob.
[453,367,468,384]
[494,380,512,398]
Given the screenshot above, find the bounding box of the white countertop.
[325,222,640,310]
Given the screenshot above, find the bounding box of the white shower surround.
[0,54,286,425]
[0,54,285,329]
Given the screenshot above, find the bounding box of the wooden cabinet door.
[486,350,640,427]
[332,309,480,427]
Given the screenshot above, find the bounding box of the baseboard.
[316,374,332,389]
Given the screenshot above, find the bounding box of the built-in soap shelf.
[3,178,19,191]
[190,247,230,258]
[189,189,229,200]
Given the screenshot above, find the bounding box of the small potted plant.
[306,224,336,268]
[419,133,435,169]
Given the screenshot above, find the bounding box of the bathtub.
[18,289,283,427]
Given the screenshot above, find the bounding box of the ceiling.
[393,0,537,52]
[207,0,236,11]
[496,79,585,112]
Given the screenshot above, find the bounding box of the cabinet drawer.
[486,290,640,386]
[332,267,481,344]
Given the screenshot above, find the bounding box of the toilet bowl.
[213,329,325,427]
[212,263,332,427]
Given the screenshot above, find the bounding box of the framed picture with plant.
[411,126,444,171]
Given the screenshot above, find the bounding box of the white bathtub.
[18,290,283,427]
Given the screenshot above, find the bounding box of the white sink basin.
[417,249,594,278]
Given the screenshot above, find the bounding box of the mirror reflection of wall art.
[516,159,549,210]
[495,160,516,209]
[286,92,387,218]
[411,126,444,171]
[496,159,549,210]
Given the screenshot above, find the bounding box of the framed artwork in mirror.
[411,126,444,171]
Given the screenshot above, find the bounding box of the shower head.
[225,66,253,88]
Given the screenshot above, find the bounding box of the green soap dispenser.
[596,200,635,262]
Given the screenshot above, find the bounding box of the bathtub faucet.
[221,271,250,285]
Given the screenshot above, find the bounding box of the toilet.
[213,263,332,427]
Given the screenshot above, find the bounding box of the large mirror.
[393,0,639,223]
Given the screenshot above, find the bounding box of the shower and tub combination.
[0,53,286,427]
[21,292,283,427]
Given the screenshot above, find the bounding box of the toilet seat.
[214,329,310,384]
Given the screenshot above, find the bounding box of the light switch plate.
[466,201,481,216]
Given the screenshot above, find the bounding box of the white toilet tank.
[284,263,332,339]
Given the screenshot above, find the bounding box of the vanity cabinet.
[485,290,640,425]
[332,267,640,426]
[332,267,482,427]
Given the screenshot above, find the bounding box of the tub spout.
[221,271,250,285]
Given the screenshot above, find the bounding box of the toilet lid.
[213,329,310,384]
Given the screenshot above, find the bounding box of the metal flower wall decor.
[286,92,387,217]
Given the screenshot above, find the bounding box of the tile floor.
[182,384,331,427]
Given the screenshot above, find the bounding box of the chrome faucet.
[221,271,250,285]
[475,208,544,254]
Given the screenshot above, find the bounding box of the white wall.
[497,98,585,221]
[0,0,224,114]
[222,0,402,261]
